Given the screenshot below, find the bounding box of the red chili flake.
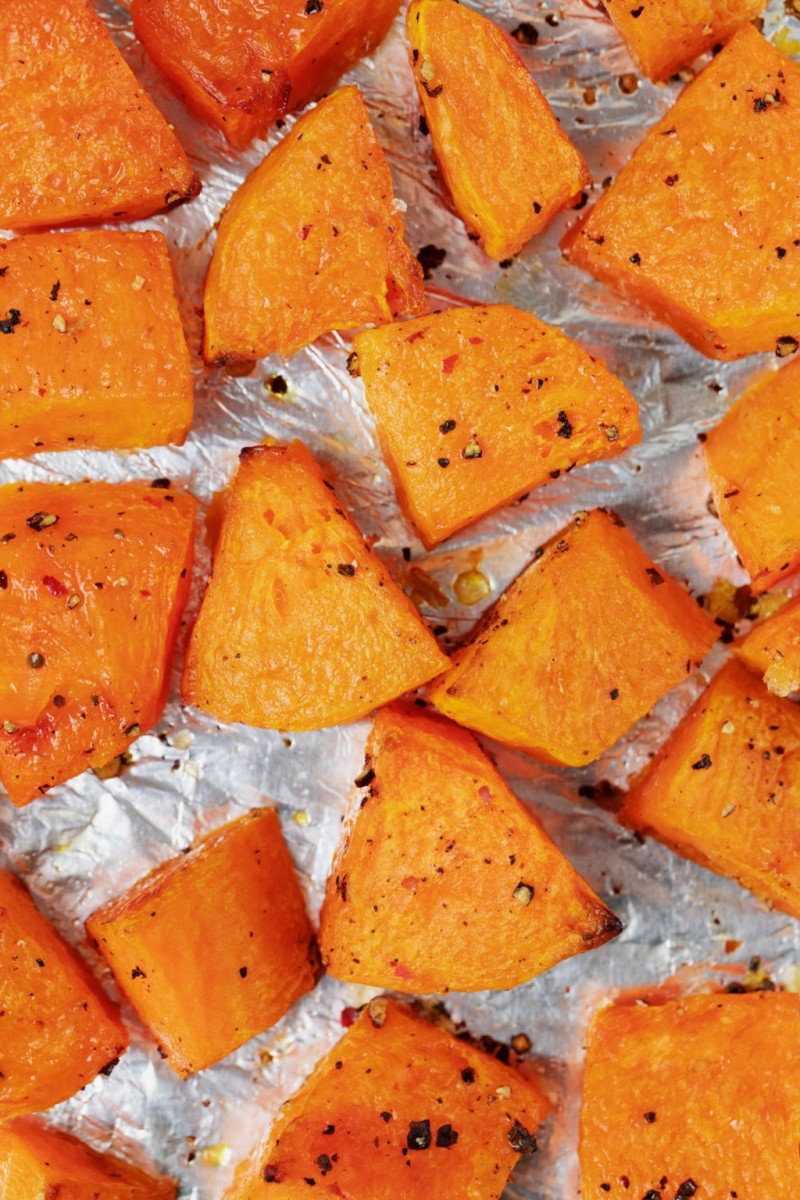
[442,354,459,374]
[405,329,426,344]
[478,785,492,805]
[42,575,68,597]
[468,337,484,345]
[401,875,419,892]
[393,961,413,980]
[300,225,312,240]
[340,1006,359,1028]
[139,589,151,597]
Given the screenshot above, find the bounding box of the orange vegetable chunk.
[0,231,193,461]
[621,658,800,917]
[703,361,800,593]
[0,480,196,806]
[406,0,590,261]
[0,0,199,231]
[224,998,550,1200]
[354,304,641,547]
[202,86,424,365]
[735,593,800,696]
[86,809,319,1078]
[182,441,447,731]
[562,25,800,360]
[0,869,129,1121]
[132,0,401,149]
[320,702,621,993]
[581,990,800,1200]
[429,509,717,766]
[0,1117,176,1200]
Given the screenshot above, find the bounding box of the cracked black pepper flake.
[507,1120,537,1155]
[675,1183,697,1200]
[151,477,172,489]
[27,652,45,669]
[50,280,61,302]
[239,966,248,978]
[435,1124,459,1148]
[439,419,456,434]
[533,200,542,214]
[305,0,323,11]
[642,1192,661,1200]
[645,567,664,586]
[556,410,573,439]
[266,374,288,394]
[337,563,356,576]
[0,571,6,590]
[419,114,429,135]
[0,308,20,334]
[417,244,446,279]
[421,80,444,98]
[53,694,65,707]
[380,1111,392,1122]
[355,765,375,788]
[776,335,799,357]
[316,1154,333,1174]
[461,1067,476,1083]
[665,174,679,186]
[777,247,788,259]
[498,258,514,269]
[692,753,712,770]
[263,1164,280,1182]
[437,457,450,468]
[513,882,534,905]
[643,1111,656,1123]
[99,1056,120,1077]
[26,511,58,531]
[131,965,146,979]
[630,252,642,265]
[407,1120,432,1150]
[323,1124,335,1134]
[510,21,538,44]
[610,688,619,700]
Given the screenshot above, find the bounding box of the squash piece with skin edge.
[429,509,718,766]
[353,304,641,548]
[202,86,424,365]
[406,0,590,261]
[182,441,448,731]
[735,592,800,696]
[0,869,129,1121]
[320,702,622,993]
[223,998,550,1200]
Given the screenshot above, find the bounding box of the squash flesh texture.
[621,658,800,917]
[429,509,717,766]
[320,703,621,993]
[0,481,196,806]
[224,999,550,1200]
[703,360,800,593]
[355,304,641,548]
[0,870,129,1121]
[132,0,401,149]
[735,593,800,696]
[202,86,424,364]
[86,810,319,1078]
[0,1118,176,1200]
[562,25,800,360]
[182,441,448,730]
[0,231,193,460]
[0,0,199,230]
[406,0,590,261]
[581,991,800,1200]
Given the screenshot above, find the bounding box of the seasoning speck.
[692,753,712,770]
[512,882,534,906]
[407,1120,432,1150]
[27,652,45,669]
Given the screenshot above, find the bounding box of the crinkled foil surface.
[3,1,800,1196]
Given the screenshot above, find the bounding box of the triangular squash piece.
[320,702,622,993]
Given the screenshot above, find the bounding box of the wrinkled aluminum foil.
[2,1,800,1196]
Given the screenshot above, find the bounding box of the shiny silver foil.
[2,1,799,1196]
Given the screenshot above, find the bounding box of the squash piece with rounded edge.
[429,509,717,766]
[354,304,641,548]
[562,25,800,361]
[620,658,800,917]
[0,481,196,807]
[203,86,424,365]
[224,998,550,1200]
[0,869,129,1121]
[407,0,590,261]
[0,230,193,461]
[182,441,448,731]
[132,0,401,150]
[735,593,800,696]
[0,0,199,231]
[320,702,622,993]
[0,1117,176,1200]
[86,809,319,1079]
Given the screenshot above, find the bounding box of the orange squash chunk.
[203,86,424,365]
[0,0,199,231]
[182,441,447,731]
[735,594,800,696]
[132,0,401,150]
[354,304,641,548]
[320,702,621,993]
[224,998,550,1200]
[0,231,193,460]
[0,1117,176,1200]
[430,509,717,766]
[603,0,766,82]
[704,361,800,593]
[563,25,800,360]
[87,809,319,1078]
[0,869,129,1121]
[0,480,196,806]
[621,658,800,917]
[407,0,590,261]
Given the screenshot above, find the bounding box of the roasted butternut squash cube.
[0,1117,176,1200]
[735,594,800,696]
[354,304,641,548]
[86,809,319,1078]
[224,998,550,1200]
[581,990,800,1200]
[203,86,424,365]
[0,231,193,461]
[0,869,129,1121]
[621,658,800,917]
[320,703,621,993]
[704,361,800,593]
[132,0,401,149]
[0,481,196,806]
[407,0,590,261]
[429,509,717,766]
[182,441,447,731]
[0,0,199,231]
[563,25,800,360]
